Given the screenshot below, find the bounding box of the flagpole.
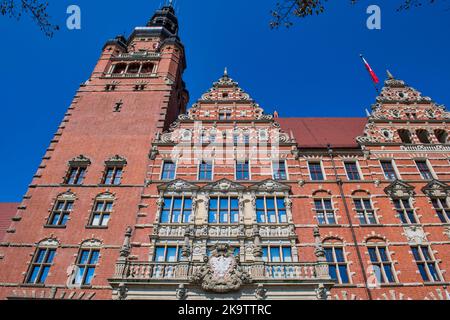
[360,54,380,95]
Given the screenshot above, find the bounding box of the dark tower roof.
[146,5,179,35]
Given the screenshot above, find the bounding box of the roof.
[0,203,18,241]
[277,117,367,148]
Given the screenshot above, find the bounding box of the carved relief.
[402,226,427,244]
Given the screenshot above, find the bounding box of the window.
[208,197,239,223]
[354,199,377,225]
[435,129,448,144]
[262,246,292,262]
[102,166,123,185]
[256,196,287,223]
[112,63,126,74]
[314,199,336,225]
[368,246,396,284]
[411,246,442,282]
[154,246,182,262]
[161,161,176,180]
[243,133,250,145]
[89,199,113,227]
[344,162,361,181]
[48,199,73,226]
[65,166,86,185]
[398,129,412,144]
[74,249,100,286]
[198,161,213,180]
[141,63,154,74]
[416,130,431,144]
[160,197,192,223]
[127,63,140,74]
[273,161,287,180]
[431,198,450,223]
[380,160,398,180]
[415,160,434,180]
[324,247,350,284]
[308,162,324,181]
[236,160,250,180]
[233,133,240,145]
[26,248,56,284]
[219,110,232,120]
[105,84,116,91]
[393,198,417,224]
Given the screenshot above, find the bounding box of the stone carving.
[119,226,133,258]
[403,226,427,244]
[190,244,251,293]
[316,283,328,300]
[255,284,267,300]
[105,154,127,165]
[149,146,159,160]
[249,179,290,192]
[117,283,128,300]
[158,179,200,192]
[203,179,246,192]
[421,180,450,198]
[68,154,91,166]
[176,284,187,300]
[445,227,450,240]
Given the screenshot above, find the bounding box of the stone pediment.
[202,179,246,192]
[384,180,415,198]
[421,180,450,198]
[249,179,290,192]
[158,179,200,192]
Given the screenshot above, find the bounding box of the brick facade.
[0,5,449,300]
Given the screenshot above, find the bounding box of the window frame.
[102,166,124,185]
[308,161,325,181]
[65,166,87,185]
[88,195,114,228]
[353,198,378,225]
[160,195,193,224]
[235,160,250,181]
[313,198,337,225]
[25,247,57,285]
[198,160,214,181]
[161,160,177,181]
[47,198,74,227]
[411,245,442,283]
[367,245,397,284]
[73,248,100,287]
[324,245,351,284]
[380,159,400,181]
[414,159,435,180]
[208,196,240,224]
[256,195,288,224]
[272,160,288,181]
[431,197,450,223]
[393,198,418,225]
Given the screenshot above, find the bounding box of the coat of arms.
[190,244,251,293]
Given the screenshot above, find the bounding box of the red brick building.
[0,5,449,300]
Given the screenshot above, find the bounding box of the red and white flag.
[360,54,379,84]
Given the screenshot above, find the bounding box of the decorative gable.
[384,180,415,198]
[421,180,450,198]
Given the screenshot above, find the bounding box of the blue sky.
[0,0,449,201]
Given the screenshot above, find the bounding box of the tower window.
[416,130,431,144]
[415,160,434,180]
[112,63,126,74]
[435,129,448,144]
[398,129,412,144]
[141,63,154,74]
[127,63,140,74]
[26,248,56,284]
[411,246,442,282]
[308,162,325,181]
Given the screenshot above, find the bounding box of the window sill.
[317,224,342,228]
[85,226,108,230]
[43,225,67,229]
[20,283,46,288]
[98,184,121,187]
[423,281,447,286]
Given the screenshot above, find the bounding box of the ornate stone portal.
[190,244,251,293]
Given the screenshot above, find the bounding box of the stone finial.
[224,67,228,77]
[119,226,133,258]
[313,226,326,260]
[386,70,394,80]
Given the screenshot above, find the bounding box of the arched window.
[416,129,431,144]
[397,129,412,144]
[127,63,140,74]
[112,63,126,74]
[435,129,448,144]
[141,63,154,74]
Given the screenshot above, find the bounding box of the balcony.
[113,52,161,60]
[112,260,327,282]
[102,72,157,79]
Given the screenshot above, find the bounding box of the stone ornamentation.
[190,244,251,293]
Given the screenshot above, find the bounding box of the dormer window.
[219,110,232,120]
